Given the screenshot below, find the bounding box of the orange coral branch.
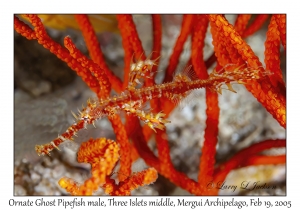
[273,14,286,50]
[163,14,195,83]
[116,15,146,61]
[117,19,134,89]
[264,15,285,89]
[148,16,177,190]
[59,138,119,195]
[125,117,198,195]
[74,14,123,93]
[132,128,204,195]
[130,125,213,195]
[234,14,252,36]
[209,139,286,195]
[155,132,213,195]
[208,15,286,128]
[209,14,259,65]
[121,37,133,89]
[205,14,260,69]
[192,15,209,79]
[210,20,232,66]
[113,167,158,195]
[210,15,245,66]
[126,116,160,169]
[58,177,80,195]
[77,138,119,169]
[191,15,219,190]
[148,14,162,113]
[198,91,219,189]
[150,14,162,78]
[59,138,157,195]
[160,15,195,116]
[242,154,286,167]
[129,120,155,163]
[156,131,175,178]
[64,36,111,98]
[205,53,217,69]
[129,15,163,161]
[101,168,158,196]
[64,38,131,177]
[243,14,269,38]
[14,16,36,40]
[108,115,131,182]
[19,15,101,94]
[214,139,286,182]
[116,15,151,166]
[64,36,131,181]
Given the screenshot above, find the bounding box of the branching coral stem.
[59,138,157,195]
[74,15,123,93]
[208,15,286,128]
[214,139,286,183]
[191,15,219,192]
[15,15,101,94]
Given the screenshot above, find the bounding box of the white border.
[3,0,298,209]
